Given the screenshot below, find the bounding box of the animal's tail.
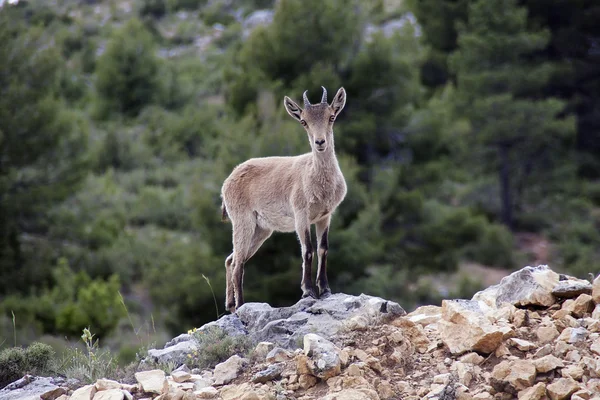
[221,203,229,222]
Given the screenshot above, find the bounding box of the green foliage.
[0,260,125,338]
[187,326,254,369]
[0,342,55,389]
[95,18,161,118]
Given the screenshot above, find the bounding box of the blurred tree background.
[0,0,599,361]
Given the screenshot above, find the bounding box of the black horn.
[321,86,327,103]
[303,90,310,108]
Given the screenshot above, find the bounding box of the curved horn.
[321,86,327,103]
[303,90,310,107]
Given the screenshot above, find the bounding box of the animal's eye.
[300,120,307,126]
[329,115,335,123]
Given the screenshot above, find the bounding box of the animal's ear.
[284,96,303,122]
[331,87,346,117]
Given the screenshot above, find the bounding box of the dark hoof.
[226,302,236,314]
[319,289,332,299]
[301,289,318,299]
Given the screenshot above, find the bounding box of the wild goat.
[220,86,347,313]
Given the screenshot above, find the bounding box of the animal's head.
[283,86,346,153]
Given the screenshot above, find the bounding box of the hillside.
[2,266,599,400]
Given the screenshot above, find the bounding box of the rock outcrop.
[2,266,600,400]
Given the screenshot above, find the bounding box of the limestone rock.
[571,294,594,317]
[390,318,430,353]
[194,386,218,399]
[265,347,292,363]
[508,338,537,351]
[298,374,317,390]
[459,352,485,365]
[405,305,442,327]
[94,379,121,391]
[517,383,546,400]
[590,338,600,355]
[170,370,191,383]
[492,360,536,392]
[438,300,504,354]
[92,389,124,400]
[213,355,248,385]
[536,325,559,344]
[71,384,97,400]
[546,378,580,400]
[472,265,559,308]
[592,274,600,304]
[0,376,67,400]
[219,383,271,400]
[135,370,168,395]
[146,340,198,367]
[254,342,274,359]
[552,280,593,299]
[303,333,342,380]
[561,365,584,380]
[557,327,588,343]
[532,355,564,373]
[322,388,379,400]
[41,387,67,400]
[251,362,284,383]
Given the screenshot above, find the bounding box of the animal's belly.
[257,212,296,232]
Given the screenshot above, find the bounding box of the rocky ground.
[2,265,600,400]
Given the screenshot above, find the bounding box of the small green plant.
[56,328,118,383]
[186,326,254,369]
[202,274,220,319]
[0,342,55,389]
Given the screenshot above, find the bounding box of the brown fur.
[221,87,347,312]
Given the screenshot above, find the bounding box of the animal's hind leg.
[225,253,235,312]
[246,226,273,261]
[230,216,255,312]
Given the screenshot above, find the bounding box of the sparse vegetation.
[186,327,254,369]
[0,342,55,389]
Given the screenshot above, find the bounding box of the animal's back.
[221,155,311,232]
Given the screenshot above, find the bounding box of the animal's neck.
[310,144,340,176]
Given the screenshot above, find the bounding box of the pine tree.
[449,0,575,229]
[0,10,88,294]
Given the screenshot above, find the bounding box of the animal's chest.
[308,178,346,221]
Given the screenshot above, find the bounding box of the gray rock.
[266,347,293,363]
[303,334,342,380]
[552,280,593,298]
[472,265,560,308]
[145,293,404,363]
[0,376,65,400]
[251,363,284,383]
[147,340,196,367]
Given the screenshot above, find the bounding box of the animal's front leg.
[297,219,317,299]
[315,216,331,298]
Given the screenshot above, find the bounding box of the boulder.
[405,305,441,327]
[438,300,504,354]
[592,274,600,304]
[253,342,274,359]
[472,265,559,308]
[170,370,191,383]
[194,386,218,399]
[303,333,342,380]
[94,379,121,391]
[92,389,124,400]
[213,355,248,385]
[134,370,168,394]
[532,355,564,373]
[251,363,284,383]
[0,376,67,400]
[145,294,405,362]
[71,384,97,400]
[492,360,536,392]
[322,388,380,400]
[552,280,592,299]
[546,378,580,400]
[518,383,546,400]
